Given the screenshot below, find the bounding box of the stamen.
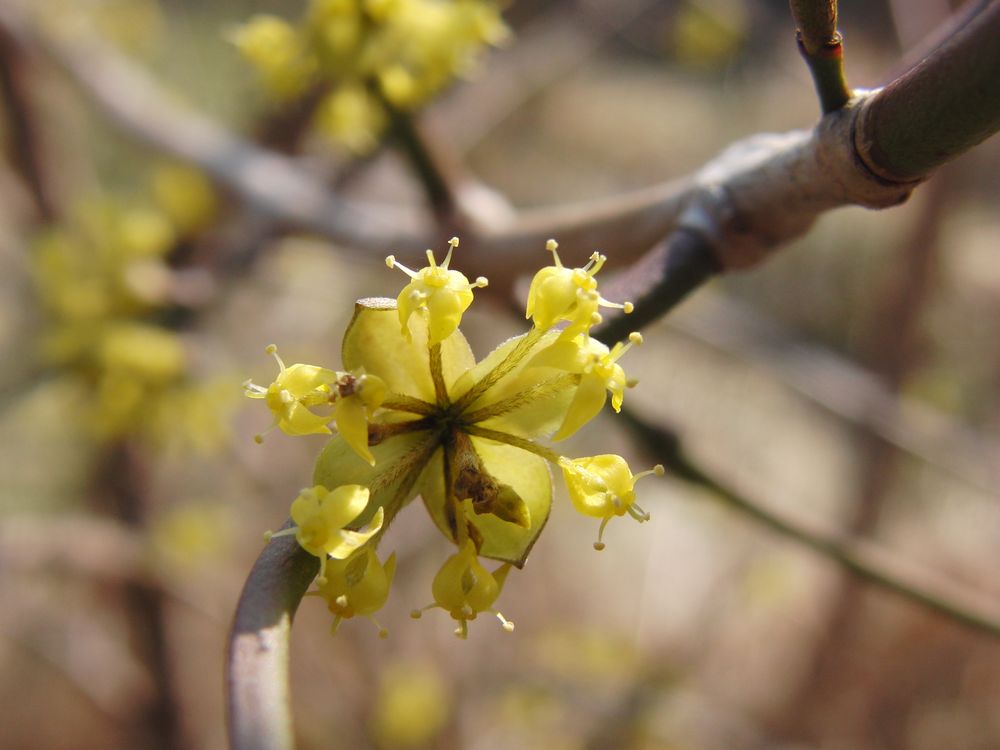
[627,503,651,522]
[454,620,469,639]
[385,254,418,279]
[266,344,287,372]
[545,238,563,267]
[495,611,515,633]
[371,616,389,639]
[597,295,635,313]
[443,236,459,267]
[632,464,665,483]
[594,517,612,551]
[471,276,489,289]
[253,422,277,444]
[583,252,606,275]
[424,248,437,267]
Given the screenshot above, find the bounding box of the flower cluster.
[31,165,227,450]
[246,238,663,637]
[230,0,508,153]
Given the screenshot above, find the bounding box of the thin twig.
[788,0,851,113]
[620,408,1000,639]
[665,293,1000,495]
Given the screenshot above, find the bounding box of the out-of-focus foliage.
[28,165,230,450]
[230,0,509,152]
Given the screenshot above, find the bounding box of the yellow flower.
[525,239,633,337]
[313,548,397,636]
[229,15,316,99]
[560,455,664,550]
[527,332,643,441]
[255,238,659,636]
[412,540,513,639]
[244,345,386,464]
[268,484,384,583]
[244,345,337,439]
[385,237,488,345]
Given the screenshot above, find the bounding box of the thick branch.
[855,0,1000,182]
[227,522,317,750]
[622,409,1000,638]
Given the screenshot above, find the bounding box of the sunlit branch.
[620,408,1000,639]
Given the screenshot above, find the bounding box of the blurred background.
[1,1,998,749]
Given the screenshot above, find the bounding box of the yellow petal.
[552,373,608,441]
[335,395,375,465]
[322,484,371,529]
[342,298,474,402]
[324,506,384,558]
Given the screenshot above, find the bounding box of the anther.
[496,612,515,633]
[623,302,634,314]
[385,255,395,268]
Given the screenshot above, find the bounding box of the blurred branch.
[0,0,993,314]
[97,441,185,750]
[381,97,462,221]
[667,293,1000,495]
[621,409,1000,639]
[788,0,851,113]
[0,514,148,583]
[0,20,55,222]
[227,521,318,750]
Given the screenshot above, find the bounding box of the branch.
[855,0,1000,182]
[0,20,56,222]
[227,521,318,750]
[668,294,1000,496]
[620,408,1000,639]
[788,0,851,113]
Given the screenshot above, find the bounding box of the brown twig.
[620,408,1000,639]
[0,20,55,222]
[96,441,186,750]
[665,292,1000,495]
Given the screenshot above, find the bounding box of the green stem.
[788,1,850,114]
[459,373,579,424]
[451,328,546,415]
[797,31,851,114]
[382,393,437,416]
[463,424,565,466]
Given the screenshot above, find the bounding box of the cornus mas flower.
[244,344,386,464]
[386,237,488,345]
[560,455,665,550]
[266,484,384,583]
[312,548,397,637]
[246,238,663,637]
